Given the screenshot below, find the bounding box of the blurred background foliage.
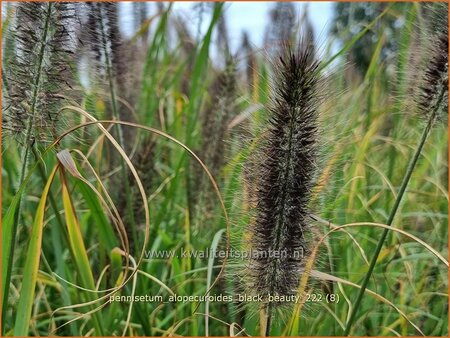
[1,2,448,336]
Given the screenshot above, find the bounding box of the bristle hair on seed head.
[85,2,123,80]
[243,41,322,306]
[191,59,238,225]
[3,2,78,145]
[416,3,448,122]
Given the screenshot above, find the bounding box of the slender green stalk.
[264,303,273,336]
[343,86,444,335]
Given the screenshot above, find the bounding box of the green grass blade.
[1,189,21,316]
[13,165,58,336]
[76,180,118,252]
[205,228,226,336]
[60,167,104,336]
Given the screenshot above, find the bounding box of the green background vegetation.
[2,2,448,336]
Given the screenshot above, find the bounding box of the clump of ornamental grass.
[344,5,448,335]
[242,43,322,335]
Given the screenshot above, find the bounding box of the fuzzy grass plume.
[416,5,448,122]
[3,2,76,144]
[244,44,321,334]
[191,60,238,226]
[85,2,127,123]
[201,61,238,179]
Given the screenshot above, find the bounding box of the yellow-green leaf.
[13,165,58,336]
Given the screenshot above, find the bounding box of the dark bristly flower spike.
[416,6,448,122]
[191,59,238,224]
[201,60,238,179]
[85,1,127,147]
[3,2,77,145]
[86,2,123,85]
[245,43,321,334]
